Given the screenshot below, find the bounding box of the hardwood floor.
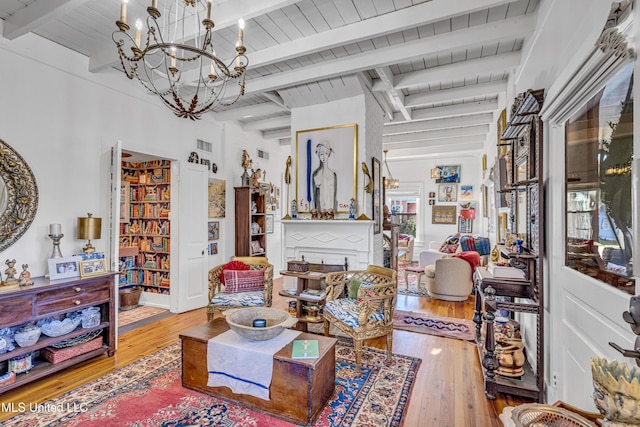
[0,277,531,426]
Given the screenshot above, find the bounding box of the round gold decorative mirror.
[0,139,38,252]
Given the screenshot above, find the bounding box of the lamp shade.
[77,213,102,240]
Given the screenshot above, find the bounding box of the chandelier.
[113,0,248,120]
[383,149,399,189]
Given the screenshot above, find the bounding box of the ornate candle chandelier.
[113,0,248,120]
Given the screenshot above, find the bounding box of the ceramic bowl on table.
[224,307,297,341]
[38,316,82,337]
[14,324,41,347]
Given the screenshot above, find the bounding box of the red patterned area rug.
[393,310,476,342]
[4,340,420,427]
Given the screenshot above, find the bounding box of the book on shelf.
[487,262,526,280]
[300,289,325,300]
[291,339,319,359]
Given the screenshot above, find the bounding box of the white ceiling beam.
[262,91,290,111]
[89,0,303,72]
[384,135,487,151]
[242,116,291,132]
[242,15,535,97]
[356,72,394,121]
[248,0,516,68]
[2,0,90,40]
[394,99,498,122]
[384,113,493,135]
[376,67,411,121]
[262,128,291,139]
[383,125,489,144]
[383,51,521,91]
[386,141,485,159]
[213,103,285,121]
[405,81,507,108]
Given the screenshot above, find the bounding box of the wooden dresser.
[0,273,116,393]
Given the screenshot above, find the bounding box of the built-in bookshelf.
[119,159,171,295]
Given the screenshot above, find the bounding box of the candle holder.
[48,234,64,259]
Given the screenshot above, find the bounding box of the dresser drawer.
[35,281,110,316]
[0,295,34,326]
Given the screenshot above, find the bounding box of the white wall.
[0,33,288,283]
[386,152,484,250]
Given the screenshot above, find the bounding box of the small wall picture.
[429,199,435,205]
[265,214,274,234]
[208,242,218,255]
[434,165,461,183]
[48,256,82,280]
[437,183,458,202]
[432,205,457,224]
[460,185,473,200]
[428,191,436,198]
[80,259,107,277]
[208,221,219,241]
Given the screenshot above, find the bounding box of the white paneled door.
[175,161,209,313]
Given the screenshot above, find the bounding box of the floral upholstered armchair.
[323,265,397,369]
[207,256,273,321]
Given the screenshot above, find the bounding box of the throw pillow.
[223,269,265,293]
[439,233,461,253]
[348,277,362,299]
[220,260,250,284]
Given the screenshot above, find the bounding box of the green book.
[291,339,319,359]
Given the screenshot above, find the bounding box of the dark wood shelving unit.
[474,89,545,403]
[235,186,267,257]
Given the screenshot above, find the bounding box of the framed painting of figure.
[295,124,358,215]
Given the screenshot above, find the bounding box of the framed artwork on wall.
[434,165,460,183]
[432,206,457,224]
[437,183,458,202]
[295,124,358,214]
[265,214,274,234]
[208,180,226,218]
[208,221,219,241]
[372,157,382,234]
[460,185,473,200]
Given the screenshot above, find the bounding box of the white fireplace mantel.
[281,220,373,270]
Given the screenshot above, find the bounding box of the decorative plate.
[51,329,103,349]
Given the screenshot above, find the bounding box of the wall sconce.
[77,213,101,254]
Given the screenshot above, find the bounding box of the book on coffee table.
[292,339,319,359]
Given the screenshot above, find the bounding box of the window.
[388,196,417,237]
[565,63,634,292]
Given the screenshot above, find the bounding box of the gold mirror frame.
[0,139,38,252]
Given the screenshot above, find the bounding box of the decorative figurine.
[4,259,18,286]
[241,150,253,187]
[514,239,524,254]
[282,156,292,220]
[349,198,356,219]
[18,264,33,287]
[291,199,297,219]
[251,168,262,187]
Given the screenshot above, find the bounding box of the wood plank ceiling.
[0,0,540,159]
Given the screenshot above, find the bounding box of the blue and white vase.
[291,199,297,219]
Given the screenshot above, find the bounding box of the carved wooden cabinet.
[474,89,545,402]
[0,273,116,393]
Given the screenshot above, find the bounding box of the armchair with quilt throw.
[424,252,480,302]
[207,256,273,321]
[322,265,397,369]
